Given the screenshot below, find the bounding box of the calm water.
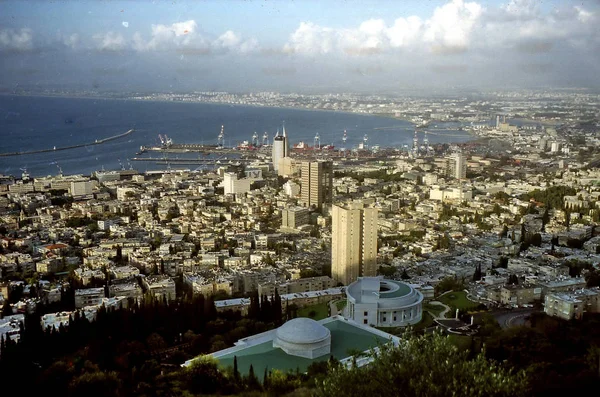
[0,95,474,177]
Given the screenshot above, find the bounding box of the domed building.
[273,317,331,359]
[346,277,423,327]
[184,314,400,376]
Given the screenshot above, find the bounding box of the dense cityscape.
[2,86,600,395]
[2,0,600,396]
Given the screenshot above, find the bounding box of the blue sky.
[1,0,599,92]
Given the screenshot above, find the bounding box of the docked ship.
[292,141,335,151]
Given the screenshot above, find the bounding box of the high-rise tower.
[300,160,333,210]
[332,201,378,286]
[272,124,289,172]
[447,151,466,179]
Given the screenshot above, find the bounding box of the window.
[393,316,397,321]
[363,319,368,324]
[382,317,386,322]
[364,311,368,316]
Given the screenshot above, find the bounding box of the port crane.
[217,125,225,148]
[158,134,173,147]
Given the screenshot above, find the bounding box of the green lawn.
[412,311,435,333]
[437,291,479,312]
[424,303,445,318]
[335,299,347,311]
[297,302,330,320]
[381,312,436,336]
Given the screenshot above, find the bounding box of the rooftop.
[198,317,395,375]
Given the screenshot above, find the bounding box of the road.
[490,308,539,329]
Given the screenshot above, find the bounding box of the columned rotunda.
[345,277,423,327]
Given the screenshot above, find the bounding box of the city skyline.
[1,0,599,93]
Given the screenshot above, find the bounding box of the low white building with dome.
[183,315,400,375]
[273,317,331,359]
[345,277,423,327]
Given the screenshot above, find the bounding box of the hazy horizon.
[1,0,599,94]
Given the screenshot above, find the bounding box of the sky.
[1,0,599,93]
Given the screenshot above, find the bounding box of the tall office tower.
[300,160,333,210]
[272,132,287,172]
[282,123,289,157]
[331,202,379,286]
[496,115,500,129]
[447,152,466,180]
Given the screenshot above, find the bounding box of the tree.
[246,364,261,391]
[1,299,12,318]
[233,355,240,381]
[435,276,464,295]
[400,269,410,280]
[499,225,509,239]
[69,371,122,397]
[183,355,227,395]
[317,331,527,397]
[473,264,482,282]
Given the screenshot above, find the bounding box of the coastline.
[0,91,408,122]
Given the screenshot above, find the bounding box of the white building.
[447,152,466,179]
[70,180,94,198]
[345,277,423,327]
[272,127,289,172]
[223,172,252,195]
[429,186,473,201]
[281,206,310,231]
[283,180,301,198]
[273,318,331,359]
[75,287,105,309]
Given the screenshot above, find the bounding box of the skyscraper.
[447,152,466,179]
[272,124,289,172]
[332,202,378,286]
[300,160,333,210]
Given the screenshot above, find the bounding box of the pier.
[0,129,135,157]
[129,157,256,166]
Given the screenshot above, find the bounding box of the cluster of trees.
[247,289,283,325]
[0,291,286,396]
[435,276,465,295]
[521,186,577,209]
[485,313,600,396]
[472,264,483,281]
[318,331,528,397]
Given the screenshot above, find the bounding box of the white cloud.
[135,20,200,51]
[283,1,598,57]
[0,28,33,51]
[93,31,126,51]
[283,22,336,55]
[423,0,483,53]
[214,31,241,49]
[61,33,79,49]
[131,20,256,55]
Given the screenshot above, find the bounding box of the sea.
[0,95,476,178]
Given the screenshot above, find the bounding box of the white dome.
[276,318,331,344]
